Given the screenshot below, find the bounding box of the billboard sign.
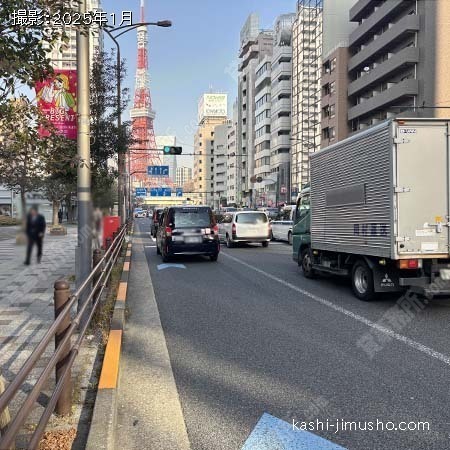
[35,70,77,139]
[198,94,228,122]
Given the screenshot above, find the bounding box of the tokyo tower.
[129,0,160,187]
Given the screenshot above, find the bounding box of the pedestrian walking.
[58,209,63,224]
[24,207,46,265]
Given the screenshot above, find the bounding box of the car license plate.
[185,236,202,244]
[440,269,450,280]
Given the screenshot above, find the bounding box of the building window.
[322,83,330,96]
[322,127,330,139]
[330,58,336,72]
[330,81,336,94]
[330,104,335,118]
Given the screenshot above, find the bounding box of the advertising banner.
[35,70,77,139]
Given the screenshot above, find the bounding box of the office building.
[347,0,450,130]
[212,122,232,209]
[227,101,238,206]
[269,13,296,206]
[194,93,228,205]
[238,14,274,207]
[320,0,357,148]
[291,0,323,194]
[176,166,192,189]
[45,0,103,69]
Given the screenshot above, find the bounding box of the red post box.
[103,216,121,249]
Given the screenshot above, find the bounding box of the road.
[135,218,450,450]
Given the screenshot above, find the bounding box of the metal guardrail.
[0,225,128,449]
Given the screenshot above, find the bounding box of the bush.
[0,216,20,226]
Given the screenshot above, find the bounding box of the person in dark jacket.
[58,209,63,224]
[24,207,46,265]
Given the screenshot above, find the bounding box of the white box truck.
[292,118,450,300]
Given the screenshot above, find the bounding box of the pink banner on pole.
[35,70,77,139]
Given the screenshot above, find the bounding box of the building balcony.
[348,78,419,121]
[349,0,405,47]
[348,47,419,97]
[271,116,292,134]
[255,133,271,146]
[271,79,292,98]
[349,0,377,22]
[271,61,292,81]
[271,98,292,116]
[348,14,420,72]
[270,134,291,149]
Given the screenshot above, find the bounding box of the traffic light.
[163,146,182,155]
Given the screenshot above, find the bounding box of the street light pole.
[76,0,92,327]
[103,29,125,223]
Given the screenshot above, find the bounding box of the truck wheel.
[262,241,269,248]
[352,260,375,301]
[301,248,315,279]
[288,232,292,245]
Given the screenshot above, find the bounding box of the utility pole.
[76,0,92,327]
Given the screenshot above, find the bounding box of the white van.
[218,211,271,248]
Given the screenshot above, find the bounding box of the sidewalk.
[0,226,99,448]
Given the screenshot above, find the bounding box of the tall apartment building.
[176,166,192,189]
[227,101,238,206]
[270,13,296,206]
[193,94,228,205]
[320,0,357,148]
[212,122,232,209]
[46,0,103,70]
[254,55,272,206]
[291,0,323,194]
[238,14,274,207]
[156,136,177,184]
[347,0,450,130]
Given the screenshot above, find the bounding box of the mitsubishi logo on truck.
[381,274,395,288]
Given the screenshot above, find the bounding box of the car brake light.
[398,259,421,269]
[165,226,172,237]
[232,223,236,234]
[212,225,219,234]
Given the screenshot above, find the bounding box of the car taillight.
[212,225,219,234]
[165,226,172,237]
[398,259,422,269]
[232,223,236,234]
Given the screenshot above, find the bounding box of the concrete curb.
[86,233,133,450]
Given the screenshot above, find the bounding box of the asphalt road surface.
[136,218,450,450]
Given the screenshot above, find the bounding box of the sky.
[102,0,298,168]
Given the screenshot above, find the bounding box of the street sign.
[147,166,169,176]
[281,185,287,194]
[150,188,159,197]
[163,188,172,197]
[135,187,147,197]
[176,188,183,197]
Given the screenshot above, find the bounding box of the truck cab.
[292,187,312,267]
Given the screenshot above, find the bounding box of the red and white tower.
[129,0,160,186]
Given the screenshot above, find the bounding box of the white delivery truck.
[292,118,450,300]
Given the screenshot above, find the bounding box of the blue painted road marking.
[242,413,346,450]
[157,263,186,271]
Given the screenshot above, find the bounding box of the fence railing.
[0,225,128,449]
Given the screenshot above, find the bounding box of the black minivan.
[156,206,220,262]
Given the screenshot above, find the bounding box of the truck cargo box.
[310,119,450,260]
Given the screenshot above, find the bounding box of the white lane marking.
[221,252,450,367]
[144,245,156,248]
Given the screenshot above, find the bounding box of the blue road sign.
[150,188,159,197]
[163,188,172,197]
[176,188,183,197]
[147,166,170,176]
[135,188,147,197]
